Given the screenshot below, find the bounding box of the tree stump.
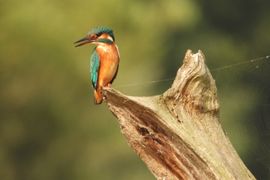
[103,50,255,180]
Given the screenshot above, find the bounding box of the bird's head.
[74,27,115,47]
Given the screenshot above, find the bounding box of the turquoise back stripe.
[90,48,100,89]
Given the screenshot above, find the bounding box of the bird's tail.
[94,88,103,104]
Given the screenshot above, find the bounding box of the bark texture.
[103,50,255,180]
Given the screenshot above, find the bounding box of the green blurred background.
[1,0,270,179]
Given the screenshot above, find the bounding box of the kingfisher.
[74,27,120,104]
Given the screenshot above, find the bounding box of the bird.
[74,27,120,104]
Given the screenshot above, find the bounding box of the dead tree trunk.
[103,50,255,180]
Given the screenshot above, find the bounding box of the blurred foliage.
[1,0,270,179]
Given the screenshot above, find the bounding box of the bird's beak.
[74,37,93,47]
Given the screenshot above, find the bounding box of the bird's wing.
[90,49,100,89]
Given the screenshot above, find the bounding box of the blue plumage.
[88,27,115,41]
[90,48,100,89]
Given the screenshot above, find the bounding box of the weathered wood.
[103,50,255,180]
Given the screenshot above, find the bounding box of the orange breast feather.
[97,44,120,88]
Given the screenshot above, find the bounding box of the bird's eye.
[96,33,102,37]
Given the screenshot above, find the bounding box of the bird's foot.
[107,83,112,88]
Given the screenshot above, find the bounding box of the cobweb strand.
[117,55,270,88]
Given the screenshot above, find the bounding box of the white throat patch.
[107,35,114,42]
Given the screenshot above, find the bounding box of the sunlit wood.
[104,50,255,180]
